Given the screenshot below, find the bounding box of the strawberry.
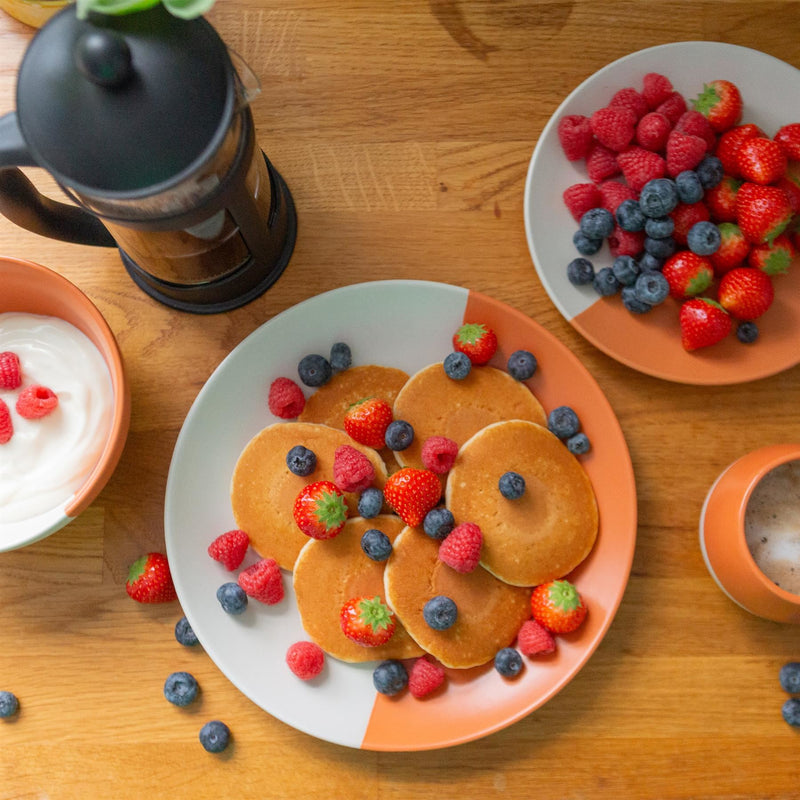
[717,267,775,320]
[0,351,22,390]
[0,398,13,445]
[692,79,742,133]
[670,201,711,245]
[616,146,666,192]
[609,87,649,120]
[679,298,732,350]
[125,552,177,603]
[736,182,793,245]
[585,141,620,183]
[332,444,375,492]
[208,529,250,570]
[704,175,742,223]
[339,596,396,647]
[662,251,714,298]
[747,234,796,275]
[655,91,687,125]
[735,137,787,185]
[590,106,637,152]
[292,480,348,539]
[343,396,393,449]
[557,114,593,161]
[710,222,751,275]
[452,322,498,365]
[562,182,602,221]
[635,111,671,152]
[665,130,707,177]
[642,72,674,109]
[774,123,800,160]
[383,467,441,526]
[16,385,58,419]
[775,176,800,214]
[237,558,284,604]
[530,579,587,634]
[715,123,766,176]
[267,376,305,419]
[673,109,717,150]
[516,619,556,656]
[438,521,483,573]
[408,656,446,698]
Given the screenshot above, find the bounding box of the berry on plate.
[422,594,458,629]
[125,552,177,604]
[715,123,766,176]
[530,579,588,634]
[662,251,714,299]
[216,582,248,614]
[692,79,742,133]
[563,182,602,221]
[438,521,483,573]
[590,105,637,152]
[292,480,348,540]
[736,137,787,185]
[373,659,408,696]
[343,396,393,449]
[237,558,284,604]
[420,435,459,474]
[408,656,446,698]
[286,641,325,680]
[516,619,556,656]
[207,529,250,571]
[383,467,442,527]
[735,182,793,245]
[332,444,375,492]
[452,322,498,365]
[494,647,524,678]
[340,595,396,647]
[775,123,800,159]
[747,234,796,275]
[710,222,751,275]
[267,376,306,419]
[679,298,732,351]
[717,267,775,321]
[557,114,594,161]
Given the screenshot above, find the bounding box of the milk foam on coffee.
[0,312,114,526]
[744,459,800,596]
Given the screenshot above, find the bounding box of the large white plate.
[164,280,637,751]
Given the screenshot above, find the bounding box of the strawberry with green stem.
[453,323,498,366]
[679,298,733,351]
[293,480,348,540]
[126,552,177,603]
[692,79,743,133]
[343,397,393,449]
[383,467,442,527]
[530,579,587,634]
[339,596,397,647]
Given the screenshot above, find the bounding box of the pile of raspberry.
[0,351,59,444]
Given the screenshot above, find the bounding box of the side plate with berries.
[525,41,800,384]
[164,280,636,751]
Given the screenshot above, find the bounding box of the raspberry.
[642,72,674,109]
[420,436,458,474]
[585,142,620,183]
[408,656,446,698]
[607,225,644,258]
[237,558,284,604]
[208,529,250,570]
[616,147,666,193]
[590,106,636,152]
[438,522,482,573]
[0,399,12,445]
[655,91,687,125]
[673,110,716,150]
[332,444,375,492]
[608,87,648,120]
[15,385,58,419]
[635,112,671,152]
[562,182,602,222]
[665,131,707,177]
[516,619,556,656]
[556,114,593,161]
[286,641,325,680]
[268,376,305,419]
[596,180,637,213]
[0,351,22,390]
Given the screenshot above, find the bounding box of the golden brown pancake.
[446,420,598,587]
[391,363,546,469]
[383,527,532,669]
[293,515,425,663]
[230,422,387,570]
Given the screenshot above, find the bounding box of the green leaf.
[162,0,217,18]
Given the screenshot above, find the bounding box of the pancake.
[384,527,532,669]
[293,515,425,663]
[391,363,546,469]
[445,419,598,587]
[230,422,387,570]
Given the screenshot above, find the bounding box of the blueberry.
[329,342,352,372]
[566,432,591,455]
[621,285,652,314]
[297,354,332,387]
[782,697,800,728]
[164,671,199,707]
[675,170,704,204]
[361,528,392,561]
[592,266,620,297]
[644,216,674,240]
[779,662,800,693]
[611,255,639,286]
[696,154,724,189]
[686,221,721,256]
[548,406,580,439]
[199,720,231,753]
[638,252,664,272]
[615,198,645,232]
[0,691,19,718]
[736,321,759,344]
[443,351,471,380]
[573,230,602,255]
[385,420,414,451]
[216,582,247,615]
[499,471,525,499]
[372,660,408,696]
[423,595,458,630]
[579,207,615,239]
[567,257,595,286]
[494,647,523,678]
[644,235,677,260]
[634,270,670,305]
[639,178,679,218]
[174,616,199,647]
[423,507,455,540]
[286,445,317,476]
[357,487,384,518]
[507,350,537,381]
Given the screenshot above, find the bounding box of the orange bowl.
[700,444,800,624]
[0,256,130,550]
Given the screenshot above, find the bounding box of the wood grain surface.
[1,1,800,798]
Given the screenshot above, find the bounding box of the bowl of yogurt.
[700,444,800,624]
[0,256,129,551]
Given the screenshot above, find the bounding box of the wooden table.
[1,1,799,797]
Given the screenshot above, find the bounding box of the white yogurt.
[0,312,114,525]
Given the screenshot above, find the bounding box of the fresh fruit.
[586,141,620,183]
[292,480,348,539]
[609,86,649,119]
[670,201,711,244]
[563,182,602,221]
[616,146,666,192]
[530,579,588,634]
[633,271,670,306]
[422,595,458,630]
[285,444,317,477]
[590,105,637,152]
[199,720,230,753]
[408,656,446,698]
[710,222,751,275]
[0,351,21,390]
[547,405,581,439]
[163,671,199,707]
[597,179,637,213]
[686,220,721,256]
[332,444,375,492]
[297,353,332,387]
[692,79,742,133]
[422,506,455,540]
[329,341,352,372]
[662,251,714,298]
[0,399,12,445]
[665,130,707,177]
[16,385,58,419]
[343,396,393,448]
[285,641,325,680]
[781,698,800,728]
[747,234,795,275]
[372,659,408,696]
[679,298,733,351]
[774,123,800,160]
[452,322,498,365]
[736,321,759,344]
[267,376,305,419]
[216,581,248,614]
[557,114,594,161]
[174,616,199,647]
[207,529,250,570]
[356,487,384,518]
[494,647,524,678]
[779,661,800,693]
[674,109,717,149]
[715,123,766,176]
[443,350,472,380]
[655,91,687,124]
[0,691,19,718]
[383,467,442,526]
[704,175,742,222]
[360,528,392,561]
[736,137,787,185]
[438,521,483,573]
[516,619,556,656]
[237,558,284,604]
[339,596,397,647]
[735,182,793,244]
[566,432,591,455]
[635,111,671,151]
[642,72,674,109]
[717,267,775,320]
[384,419,415,451]
[498,471,526,500]
[580,207,615,240]
[125,552,177,603]
[420,435,459,473]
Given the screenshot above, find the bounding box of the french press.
[0,4,297,313]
